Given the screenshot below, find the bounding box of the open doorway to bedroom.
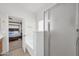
[7,16,30,56]
[8,16,22,50]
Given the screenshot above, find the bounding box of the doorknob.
[76,29,79,32]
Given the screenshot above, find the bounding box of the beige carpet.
[2,39,30,56]
[9,39,22,51]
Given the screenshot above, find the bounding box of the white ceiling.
[0,3,55,14]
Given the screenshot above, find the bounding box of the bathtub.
[24,33,34,55]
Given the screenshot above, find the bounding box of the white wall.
[0,11,9,53]
[35,12,44,56]
[35,4,56,56]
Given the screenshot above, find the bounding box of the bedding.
[9,31,21,37]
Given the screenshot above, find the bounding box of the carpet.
[1,39,30,56]
[5,48,30,56]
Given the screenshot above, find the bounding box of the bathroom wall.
[0,11,9,53]
[35,4,56,56]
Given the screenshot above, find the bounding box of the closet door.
[50,3,76,56]
[44,3,77,56]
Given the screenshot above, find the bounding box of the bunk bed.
[9,28,21,41]
[9,17,22,41]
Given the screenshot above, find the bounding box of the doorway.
[8,16,22,51]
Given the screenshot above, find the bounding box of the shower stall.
[44,3,79,56]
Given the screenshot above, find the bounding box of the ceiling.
[0,3,55,14]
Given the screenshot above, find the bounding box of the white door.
[44,3,77,56]
[22,19,26,52]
